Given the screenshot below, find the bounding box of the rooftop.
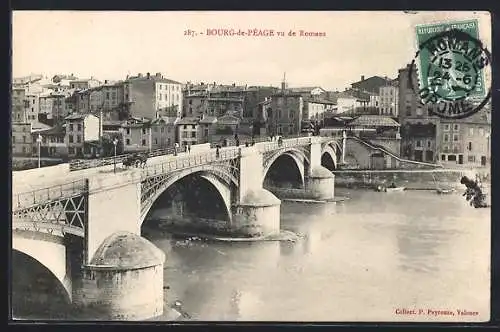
[177,117,200,125]
[349,115,401,127]
[199,116,218,124]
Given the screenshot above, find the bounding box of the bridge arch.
[262,148,309,188]
[140,165,238,226]
[12,232,72,308]
[321,144,338,171]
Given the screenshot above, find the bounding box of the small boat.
[384,187,406,192]
[436,187,455,194]
[375,185,406,192]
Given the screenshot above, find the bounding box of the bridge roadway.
[12,137,318,209]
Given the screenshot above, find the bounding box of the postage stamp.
[409,19,491,119]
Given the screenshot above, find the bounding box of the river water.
[12,188,490,322]
[149,188,490,322]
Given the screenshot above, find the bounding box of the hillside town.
[11,68,491,171]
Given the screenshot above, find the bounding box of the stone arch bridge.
[11,136,341,319]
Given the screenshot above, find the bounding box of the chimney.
[104,80,108,84]
[361,75,365,81]
[146,72,151,79]
[138,73,143,78]
[156,72,161,78]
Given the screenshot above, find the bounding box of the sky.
[12,11,491,91]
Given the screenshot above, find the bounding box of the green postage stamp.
[412,19,490,117]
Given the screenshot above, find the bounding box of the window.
[468,155,476,163]
[22,136,26,143]
[189,99,192,105]
[22,147,26,153]
[126,128,130,135]
[153,127,158,132]
[453,124,459,131]
[416,140,422,147]
[441,154,446,161]
[167,138,171,146]
[416,108,423,116]
[427,140,431,148]
[443,124,450,131]
[142,128,147,135]
[191,125,196,129]
[142,139,146,146]
[69,135,74,143]
[77,135,81,143]
[69,124,74,131]
[106,92,110,100]
[289,110,294,119]
[154,138,158,144]
[468,142,472,151]
[126,139,130,145]
[183,125,187,129]
[12,136,15,143]
[191,132,196,138]
[479,128,484,136]
[443,134,449,143]
[161,127,164,133]
[448,155,457,161]
[406,106,411,116]
[443,145,449,153]
[77,124,82,131]
[469,128,474,136]
[69,147,75,154]
[453,134,459,142]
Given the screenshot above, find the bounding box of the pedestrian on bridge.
[174,142,179,156]
[216,145,220,159]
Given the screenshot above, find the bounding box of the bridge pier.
[236,147,282,237]
[305,166,335,200]
[232,189,281,237]
[74,232,165,320]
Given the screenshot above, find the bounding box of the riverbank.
[333,168,490,190]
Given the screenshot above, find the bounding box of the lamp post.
[36,134,42,168]
[113,138,118,173]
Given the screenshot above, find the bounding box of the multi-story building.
[350,75,394,94]
[39,91,75,124]
[31,124,67,158]
[436,108,491,167]
[398,63,440,162]
[150,116,178,150]
[243,86,280,119]
[124,72,183,119]
[198,115,218,144]
[120,117,151,153]
[379,85,399,117]
[183,83,245,119]
[265,89,304,136]
[12,87,28,123]
[177,117,201,148]
[12,122,34,156]
[69,78,101,90]
[64,113,100,158]
[302,98,337,124]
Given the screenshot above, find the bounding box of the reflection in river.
[150,188,490,322]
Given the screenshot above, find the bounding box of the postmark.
[409,20,491,119]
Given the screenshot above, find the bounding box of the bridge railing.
[69,147,177,171]
[13,179,88,210]
[258,136,313,152]
[142,148,240,177]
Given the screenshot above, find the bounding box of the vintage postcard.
[10,11,491,322]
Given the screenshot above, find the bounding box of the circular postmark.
[409,28,491,119]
